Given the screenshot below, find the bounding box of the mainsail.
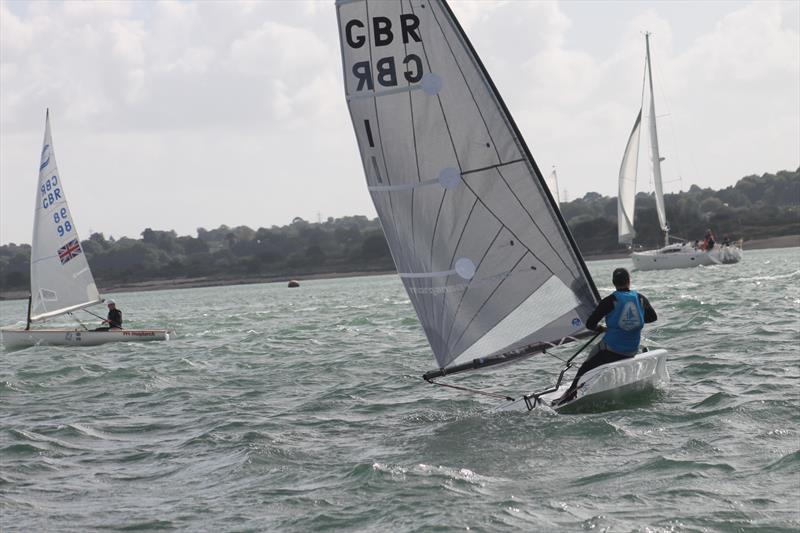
[29,110,101,321]
[618,110,641,244]
[336,0,599,374]
[645,33,668,234]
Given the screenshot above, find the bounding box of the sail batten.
[29,111,101,322]
[337,0,599,371]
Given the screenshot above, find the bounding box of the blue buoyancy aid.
[603,290,645,354]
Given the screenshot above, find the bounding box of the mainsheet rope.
[424,331,603,404]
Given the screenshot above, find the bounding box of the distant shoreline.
[1,235,798,301]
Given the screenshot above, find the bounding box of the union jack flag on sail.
[58,238,82,265]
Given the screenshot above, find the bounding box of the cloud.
[1,1,797,244]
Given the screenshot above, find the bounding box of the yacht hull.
[632,244,742,271]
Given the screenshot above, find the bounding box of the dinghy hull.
[1,328,169,350]
[496,348,668,413]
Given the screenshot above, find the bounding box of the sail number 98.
[53,207,72,236]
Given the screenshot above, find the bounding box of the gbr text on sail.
[344,13,423,91]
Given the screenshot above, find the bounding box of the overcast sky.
[1,0,798,244]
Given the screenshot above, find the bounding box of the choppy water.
[1,247,798,532]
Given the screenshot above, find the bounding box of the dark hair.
[612,267,630,288]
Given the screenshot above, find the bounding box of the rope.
[83,308,125,329]
[423,331,604,405]
[67,312,90,331]
[425,378,515,402]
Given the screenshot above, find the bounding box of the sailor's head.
[106,299,116,308]
[612,268,630,290]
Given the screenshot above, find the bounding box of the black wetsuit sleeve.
[639,294,657,323]
[586,295,616,331]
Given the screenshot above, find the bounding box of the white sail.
[618,110,642,244]
[29,110,101,321]
[336,0,599,372]
[546,168,560,206]
[645,34,668,233]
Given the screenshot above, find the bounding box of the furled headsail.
[336,0,599,375]
[618,110,641,244]
[29,110,101,321]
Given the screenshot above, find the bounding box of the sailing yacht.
[0,111,169,350]
[335,0,668,411]
[546,166,561,207]
[618,33,743,271]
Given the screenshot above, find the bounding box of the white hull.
[1,328,169,350]
[632,243,742,271]
[496,348,668,413]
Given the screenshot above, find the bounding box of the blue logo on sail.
[40,144,50,171]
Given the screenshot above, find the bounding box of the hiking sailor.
[553,268,657,406]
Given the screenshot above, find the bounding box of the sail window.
[450,275,581,366]
[421,73,442,95]
[39,288,58,301]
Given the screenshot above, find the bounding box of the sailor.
[553,268,657,406]
[703,229,716,250]
[94,299,123,331]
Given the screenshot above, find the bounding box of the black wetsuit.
[95,308,122,331]
[107,309,122,328]
[556,290,657,404]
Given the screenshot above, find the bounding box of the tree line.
[1,168,797,292]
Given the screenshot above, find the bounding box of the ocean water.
[1,247,798,532]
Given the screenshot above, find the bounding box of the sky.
[1,0,798,245]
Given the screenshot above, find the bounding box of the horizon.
[1,0,798,244]
[1,166,796,246]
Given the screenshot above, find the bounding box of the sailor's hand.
[595,325,607,333]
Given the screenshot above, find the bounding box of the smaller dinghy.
[0,111,169,350]
[2,328,169,351]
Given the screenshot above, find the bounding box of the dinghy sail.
[336,0,600,379]
[29,110,102,322]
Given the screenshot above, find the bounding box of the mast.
[25,296,32,330]
[645,32,669,246]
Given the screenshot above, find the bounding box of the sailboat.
[618,33,743,271]
[335,0,667,411]
[546,166,560,206]
[0,111,169,350]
